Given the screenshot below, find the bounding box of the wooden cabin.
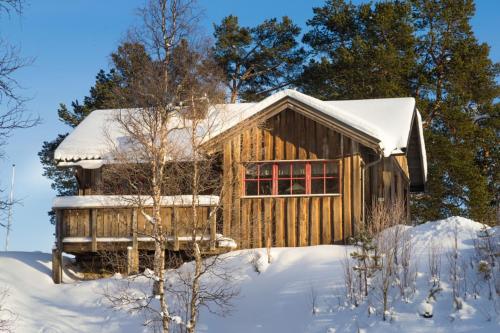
[51,89,427,283]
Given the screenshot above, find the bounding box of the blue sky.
[0,0,498,252]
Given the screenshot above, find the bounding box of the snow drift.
[0,216,498,332]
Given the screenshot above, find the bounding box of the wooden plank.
[253,126,262,161]
[343,157,352,242]
[241,129,251,162]
[173,207,180,251]
[352,155,362,236]
[91,209,97,252]
[232,135,242,243]
[286,198,297,247]
[308,119,318,159]
[264,199,273,250]
[298,113,307,159]
[241,199,249,249]
[275,198,285,247]
[274,114,285,160]
[132,209,138,252]
[264,126,273,160]
[72,210,78,237]
[56,210,63,249]
[299,197,309,246]
[222,141,233,236]
[310,197,320,245]
[252,199,262,248]
[163,207,172,236]
[333,196,343,244]
[285,111,296,160]
[321,197,332,244]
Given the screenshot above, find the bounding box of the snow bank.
[0,216,497,332]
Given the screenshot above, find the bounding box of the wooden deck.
[51,195,232,283]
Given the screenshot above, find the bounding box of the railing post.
[173,207,180,251]
[131,209,139,273]
[90,209,97,252]
[210,208,217,251]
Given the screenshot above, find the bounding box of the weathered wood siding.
[221,109,364,247]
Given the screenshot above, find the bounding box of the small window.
[243,160,340,197]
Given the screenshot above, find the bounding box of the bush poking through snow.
[249,251,270,274]
[0,288,15,333]
[418,301,433,318]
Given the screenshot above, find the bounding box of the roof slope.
[54,89,426,180]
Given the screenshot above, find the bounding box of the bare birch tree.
[102,1,240,332]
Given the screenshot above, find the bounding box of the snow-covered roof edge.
[416,110,428,182]
[52,195,220,209]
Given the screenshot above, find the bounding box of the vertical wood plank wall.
[221,109,364,248]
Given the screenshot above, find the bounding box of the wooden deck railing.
[52,195,222,253]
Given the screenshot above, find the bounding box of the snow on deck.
[52,195,220,208]
[61,234,237,248]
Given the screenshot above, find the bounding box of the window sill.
[240,194,341,199]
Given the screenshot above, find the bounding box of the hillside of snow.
[0,216,498,332]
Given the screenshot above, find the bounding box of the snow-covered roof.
[54,89,426,181]
[52,195,220,209]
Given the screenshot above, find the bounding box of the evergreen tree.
[302,0,418,99]
[301,0,498,223]
[213,15,305,102]
[409,0,498,223]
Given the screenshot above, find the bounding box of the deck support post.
[127,246,138,275]
[52,247,62,284]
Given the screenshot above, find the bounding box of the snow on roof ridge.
[54,90,423,167]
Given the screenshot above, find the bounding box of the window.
[243,160,340,196]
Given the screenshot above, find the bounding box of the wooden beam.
[52,248,62,284]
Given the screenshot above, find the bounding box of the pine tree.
[213,15,305,102]
[301,0,498,223]
[302,0,418,99]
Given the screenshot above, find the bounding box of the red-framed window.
[243,160,340,196]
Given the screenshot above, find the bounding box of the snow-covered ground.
[0,217,498,332]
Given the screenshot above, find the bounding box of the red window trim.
[243,160,341,197]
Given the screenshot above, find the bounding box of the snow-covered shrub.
[0,288,15,333]
[473,224,499,298]
[249,251,268,274]
[418,301,433,318]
